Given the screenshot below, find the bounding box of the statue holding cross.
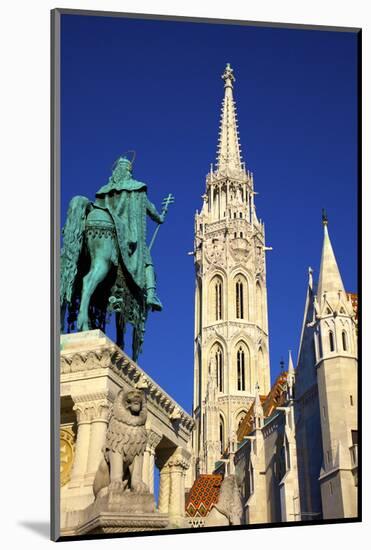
[60,152,174,360]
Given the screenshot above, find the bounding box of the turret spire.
[287,350,295,399]
[216,63,244,175]
[253,382,264,428]
[316,215,346,307]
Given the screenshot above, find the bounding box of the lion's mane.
[104,389,148,464]
[214,475,243,525]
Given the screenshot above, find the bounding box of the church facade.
[187,64,358,525]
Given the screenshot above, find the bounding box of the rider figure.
[94,156,163,311]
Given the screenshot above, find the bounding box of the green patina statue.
[60,154,174,360]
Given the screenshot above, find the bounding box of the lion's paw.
[132,480,149,494]
[108,480,125,493]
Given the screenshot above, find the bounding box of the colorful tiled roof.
[347,292,358,321]
[236,371,288,442]
[185,474,223,517]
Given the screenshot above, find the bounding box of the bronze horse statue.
[60,155,173,361]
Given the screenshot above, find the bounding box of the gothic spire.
[215,63,244,175]
[316,214,346,307]
[253,382,264,428]
[288,350,295,375]
[287,350,295,399]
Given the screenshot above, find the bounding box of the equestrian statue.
[60,152,174,361]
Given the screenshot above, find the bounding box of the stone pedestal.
[62,489,168,536]
[60,330,194,532]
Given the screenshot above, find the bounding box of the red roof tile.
[185,474,223,517]
[236,371,288,442]
[347,292,358,321]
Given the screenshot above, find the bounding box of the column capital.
[72,391,113,423]
[146,429,162,453]
[167,447,192,471]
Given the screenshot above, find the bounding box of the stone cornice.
[61,331,194,434]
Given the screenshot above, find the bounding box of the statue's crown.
[112,150,136,172]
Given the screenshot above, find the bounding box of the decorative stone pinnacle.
[222,63,235,88]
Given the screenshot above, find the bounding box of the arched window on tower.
[329,330,335,352]
[219,416,225,453]
[236,278,244,319]
[256,282,263,327]
[214,278,223,321]
[258,347,264,390]
[237,346,246,391]
[215,346,224,392]
[342,330,348,351]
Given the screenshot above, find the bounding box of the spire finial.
[322,208,328,226]
[221,63,235,89]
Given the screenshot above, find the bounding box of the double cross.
[148,193,175,251]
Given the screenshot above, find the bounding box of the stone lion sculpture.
[204,475,243,527]
[93,388,149,497]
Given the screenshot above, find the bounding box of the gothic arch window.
[210,276,223,321]
[342,330,348,351]
[214,345,224,392]
[235,277,244,319]
[312,337,317,364]
[240,231,243,238]
[239,212,243,218]
[317,330,323,358]
[237,346,246,391]
[256,282,263,327]
[248,459,254,494]
[219,415,225,453]
[329,330,335,352]
[258,347,264,389]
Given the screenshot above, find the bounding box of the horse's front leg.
[77,256,111,331]
[116,313,125,349]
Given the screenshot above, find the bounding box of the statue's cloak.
[94,176,160,291]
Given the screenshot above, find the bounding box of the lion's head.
[112,388,148,426]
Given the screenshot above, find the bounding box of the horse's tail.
[60,195,90,310]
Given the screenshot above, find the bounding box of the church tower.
[192,64,271,476]
[295,214,358,519]
[315,216,358,518]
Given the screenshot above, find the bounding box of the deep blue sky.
[61,14,358,414]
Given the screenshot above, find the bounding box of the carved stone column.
[167,448,191,526]
[143,430,162,494]
[86,397,111,480]
[69,403,91,486]
[158,464,171,513]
